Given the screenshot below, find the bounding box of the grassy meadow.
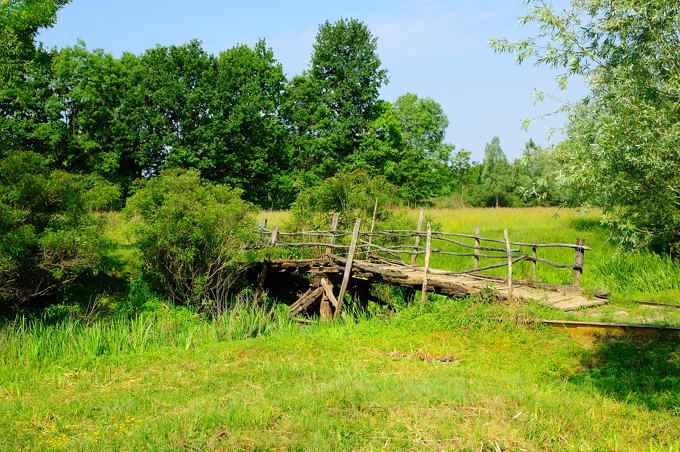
[1,207,680,451]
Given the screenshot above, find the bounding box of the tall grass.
[0,301,295,378]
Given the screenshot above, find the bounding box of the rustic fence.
[256,209,591,305]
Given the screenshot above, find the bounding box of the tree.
[0,151,107,311]
[306,18,388,169]
[491,1,680,252]
[479,137,512,208]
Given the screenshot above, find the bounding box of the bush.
[0,151,107,312]
[290,170,401,230]
[125,169,256,309]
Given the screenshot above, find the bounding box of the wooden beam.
[420,222,432,306]
[572,237,585,287]
[335,218,361,317]
[410,207,424,265]
[324,213,340,256]
[289,286,324,316]
[504,228,513,303]
[320,298,332,321]
[320,276,339,308]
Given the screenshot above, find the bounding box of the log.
[320,299,332,321]
[335,218,361,317]
[420,222,432,306]
[320,276,339,308]
[289,286,324,316]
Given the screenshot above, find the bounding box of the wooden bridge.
[251,211,608,319]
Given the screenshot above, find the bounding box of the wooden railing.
[256,211,591,300]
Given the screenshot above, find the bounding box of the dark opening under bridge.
[251,211,608,319]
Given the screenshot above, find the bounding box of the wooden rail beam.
[335,218,361,317]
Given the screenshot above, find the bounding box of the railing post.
[420,222,432,306]
[473,224,480,270]
[366,199,378,260]
[572,237,585,287]
[504,228,513,303]
[325,213,340,256]
[531,239,537,281]
[269,225,280,246]
[335,218,361,317]
[410,207,425,265]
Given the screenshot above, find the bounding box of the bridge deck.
[266,258,607,312]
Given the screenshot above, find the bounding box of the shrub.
[290,170,401,230]
[0,151,107,312]
[125,169,257,309]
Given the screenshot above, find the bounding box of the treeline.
[1,1,560,210]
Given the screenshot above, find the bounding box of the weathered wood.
[269,225,280,246]
[572,237,585,287]
[335,218,361,317]
[531,239,537,281]
[365,199,378,259]
[410,208,424,265]
[325,213,340,256]
[320,299,332,321]
[253,262,268,306]
[504,228,513,303]
[320,276,339,308]
[473,225,480,269]
[420,222,432,305]
[289,286,324,316]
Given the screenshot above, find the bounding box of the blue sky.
[38,0,587,161]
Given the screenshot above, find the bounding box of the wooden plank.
[410,208,424,265]
[289,286,323,316]
[335,218,361,317]
[504,228,513,303]
[572,237,585,287]
[420,222,432,306]
[325,213,340,256]
[473,225,480,270]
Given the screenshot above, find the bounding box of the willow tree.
[491,1,680,252]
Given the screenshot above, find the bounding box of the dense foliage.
[492,0,680,252]
[0,151,107,311]
[125,169,256,309]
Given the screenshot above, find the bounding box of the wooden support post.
[531,239,537,282]
[253,261,268,306]
[289,286,324,316]
[325,213,340,256]
[420,222,432,306]
[365,199,378,260]
[335,218,361,317]
[473,225,480,270]
[320,276,339,309]
[572,237,585,287]
[410,207,425,265]
[269,225,280,246]
[504,228,513,303]
[320,298,332,321]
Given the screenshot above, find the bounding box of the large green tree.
[492,0,680,252]
[289,18,388,177]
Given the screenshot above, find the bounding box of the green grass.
[1,298,678,451]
